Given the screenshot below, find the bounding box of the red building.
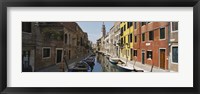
[133,22,169,70]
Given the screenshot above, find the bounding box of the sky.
[77,22,115,44]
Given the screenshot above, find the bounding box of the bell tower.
[102,22,106,37]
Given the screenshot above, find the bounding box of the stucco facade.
[120,22,134,60]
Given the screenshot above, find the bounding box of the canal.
[91,53,132,72]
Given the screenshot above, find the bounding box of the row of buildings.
[22,22,90,72]
[96,22,178,72]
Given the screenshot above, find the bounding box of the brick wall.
[133,22,169,70]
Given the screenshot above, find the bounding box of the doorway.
[56,49,63,63]
[159,49,166,69]
[130,49,133,60]
[142,50,145,64]
[22,51,32,72]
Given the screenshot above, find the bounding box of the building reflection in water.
[95,53,129,72]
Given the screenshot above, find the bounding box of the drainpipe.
[168,22,171,71]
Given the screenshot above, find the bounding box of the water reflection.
[93,53,131,72]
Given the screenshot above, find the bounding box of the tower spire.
[102,22,106,37]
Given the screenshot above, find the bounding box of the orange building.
[133,22,169,70]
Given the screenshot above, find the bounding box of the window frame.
[130,33,133,42]
[64,34,67,44]
[149,31,154,41]
[134,22,137,29]
[134,35,137,43]
[127,22,133,28]
[159,27,166,40]
[171,22,178,32]
[124,24,126,31]
[55,48,63,64]
[120,27,123,36]
[147,50,153,59]
[134,49,137,56]
[142,33,145,42]
[42,47,51,59]
[171,45,178,64]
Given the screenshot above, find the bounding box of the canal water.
[92,53,132,72]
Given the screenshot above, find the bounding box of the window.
[43,48,51,58]
[22,22,31,33]
[141,22,147,26]
[128,22,130,28]
[160,28,165,39]
[120,27,123,36]
[134,22,137,29]
[147,51,153,59]
[142,33,145,41]
[130,33,132,42]
[130,22,133,27]
[172,22,178,31]
[134,35,137,42]
[134,50,137,56]
[65,34,67,44]
[127,22,133,28]
[149,31,154,41]
[172,47,178,63]
[124,25,126,31]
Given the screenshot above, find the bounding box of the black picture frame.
[0,0,199,94]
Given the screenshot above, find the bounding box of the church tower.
[102,22,106,37]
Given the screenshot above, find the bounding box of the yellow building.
[120,22,134,60]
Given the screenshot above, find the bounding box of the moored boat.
[108,57,118,64]
[83,55,96,72]
[116,63,134,71]
[110,57,120,62]
[116,60,144,72]
[105,55,110,59]
[85,56,95,63]
[69,62,91,72]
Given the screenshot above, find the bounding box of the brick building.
[63,22,89,61]
[133,22,169,70]
[35,22,64,71]
[22,22,36,72]
[22,22,90,72]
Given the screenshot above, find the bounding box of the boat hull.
[116,64,133,71]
